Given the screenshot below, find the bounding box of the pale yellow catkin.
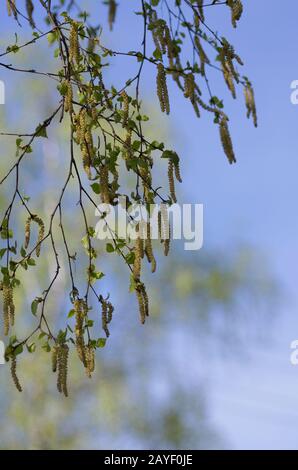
[108,0,117,31]
[133,228,143,281]
[11,356,22,392]
[2,284,10,336]
[34,216,45,257]
[219,117,236,164]
[227,0,243,28]
[174,161,182,183]
[102,300,110,338]
[69,22,80,64]
[222,62,236,99]
[135,282,149,324]
[57,344,69,397]
[2,283,15,336]
[145,223,156,273]
[121,91,129,128]
[52,346,58,373]
[64,81,73,114]
[85,345,95,378]
[99,165,110,204]
[26,0,35,28]
[156,63,170,114]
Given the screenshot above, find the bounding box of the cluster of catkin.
[52,343,69,397]
[24,214,45,257]
[1,281,15,336]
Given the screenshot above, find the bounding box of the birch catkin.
[74,299,86,365]
[121,91,129,128]
[145,222,156,273]
[2,283,15,336]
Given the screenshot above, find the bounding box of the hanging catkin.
[227,0,243,28]
[222,62,236,99]
[145,222,156,273]
[219,117,236,164]
[74,299,86,365]
[156,63,170,114]
[11,356,22,392]
[2,283,15,336]
[26,0,35,28]
[99,164,110,204]
[194,35,209,76]
[35,216,45,257]
[133,227,143,281]
[64,81,73,114]
[57,344,69,397]
[85,344,95,378]
[108,0,117,30]
[2,284,10,336]
[101,299,110,338]
[121,91,129,128]
[52,346,58,373]
[244,82,257,127]
[168,160,177,203]
[135,282,149,324]
[24,215,45,256]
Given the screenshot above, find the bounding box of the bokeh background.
[0,0,298,450]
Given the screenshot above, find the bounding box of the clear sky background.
[1,0,298,449]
